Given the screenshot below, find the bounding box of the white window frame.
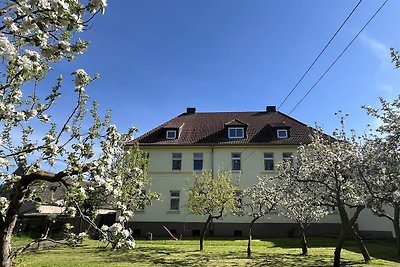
[234,190,243,209]
[170,191,180,211]
[277,129,288,139]
[137,190,146,211]
[263,152,274,171]
[231,153,241,171]
[327,206,338,213]
[172,153,182,170]
[193,153,203,171]
[282,152,293,166]
[228,127,245,139]
[166,130,177,139]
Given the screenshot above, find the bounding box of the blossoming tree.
[186,170,239,251]
[362,96,400,255]
[283,115,371,267]
[276,161,327,256]
[0,1,150,266]
[242,176,278,258]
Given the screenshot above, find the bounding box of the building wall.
[131,145,392,238]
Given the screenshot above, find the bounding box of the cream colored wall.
[357,206,393,236]
[132,145,342,224]
[131,145,393,235]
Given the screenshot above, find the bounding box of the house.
[126,106,392,238]
[0,180,115,236]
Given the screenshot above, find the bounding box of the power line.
[288,0,389,115]
[277,0,364,111]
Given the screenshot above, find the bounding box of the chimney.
[186,107,196,114]
[266,106,276,113]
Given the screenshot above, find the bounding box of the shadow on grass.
[343,239,400,264]
[18,238,399,266]
[90,244,356,267]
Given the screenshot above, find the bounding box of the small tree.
[277,162,327,256]
[242,176,278,258]
[186,170,239,251]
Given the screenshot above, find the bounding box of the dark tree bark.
[200,215,213,251]
[0,182,28,267]
[0,169,77,267]
[334,205,367,267]
[351,227,371,264]
[300,225,308,256]
[247,217,259,258]
[393,206,400,256]
[334,226,346,267]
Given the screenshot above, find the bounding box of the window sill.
[167,210,180,214]
[261,170,275,174]
[134,210,145,214]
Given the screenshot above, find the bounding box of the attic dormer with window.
[164,123,184,140]
[225,119,248,139]
[269,122,291,139]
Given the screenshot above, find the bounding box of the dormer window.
[166,130,177,139]
[277,129,288,139]
[228,127,244,139]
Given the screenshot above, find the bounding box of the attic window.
[228,127,244,139]
[166,130,177,139]
[277,129,288,139]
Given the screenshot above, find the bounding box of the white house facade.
[126,107,392,239]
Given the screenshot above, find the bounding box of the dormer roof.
[224,119,248,127]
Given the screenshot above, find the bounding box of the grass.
[13,237,400,266]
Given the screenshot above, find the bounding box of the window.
[234,191,243,208]
[192,229,200,237]
[170,191,180,211]
[172,153,182,170]
[137,190,146,211]
[277,129,288,139]
[327,206,337,213]
[193,153,203,171]
[233,230,243,237]
[166,130,177,139]
[264,153,274,171]
[232,153,241,171]
[228,127,244,139]
[283,152,293,166]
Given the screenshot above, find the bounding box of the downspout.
[211,145,215,178]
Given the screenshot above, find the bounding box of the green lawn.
[14,237,400,266]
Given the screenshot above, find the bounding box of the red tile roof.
[128,110,315,146]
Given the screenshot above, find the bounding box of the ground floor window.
[170,191,180,211]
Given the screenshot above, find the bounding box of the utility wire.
[277,0,364,111]
[288,0,389,115]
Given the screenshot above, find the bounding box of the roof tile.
[128,111,315,146]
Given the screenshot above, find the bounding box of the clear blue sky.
[53,0,400,137]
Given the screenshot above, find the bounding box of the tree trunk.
[300,225,308,256]
[334,227,346,267]
[0,183,26,267]
[334,204,365,267]
[200,215,213,251]
[351,227,371,264]
[0,220,16,267]
[247,217,259,258]
[393,206,400,256]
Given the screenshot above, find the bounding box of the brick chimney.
[186,107,196,114]
[266,106,276,112]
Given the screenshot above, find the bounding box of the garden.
[13,236,400,267]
